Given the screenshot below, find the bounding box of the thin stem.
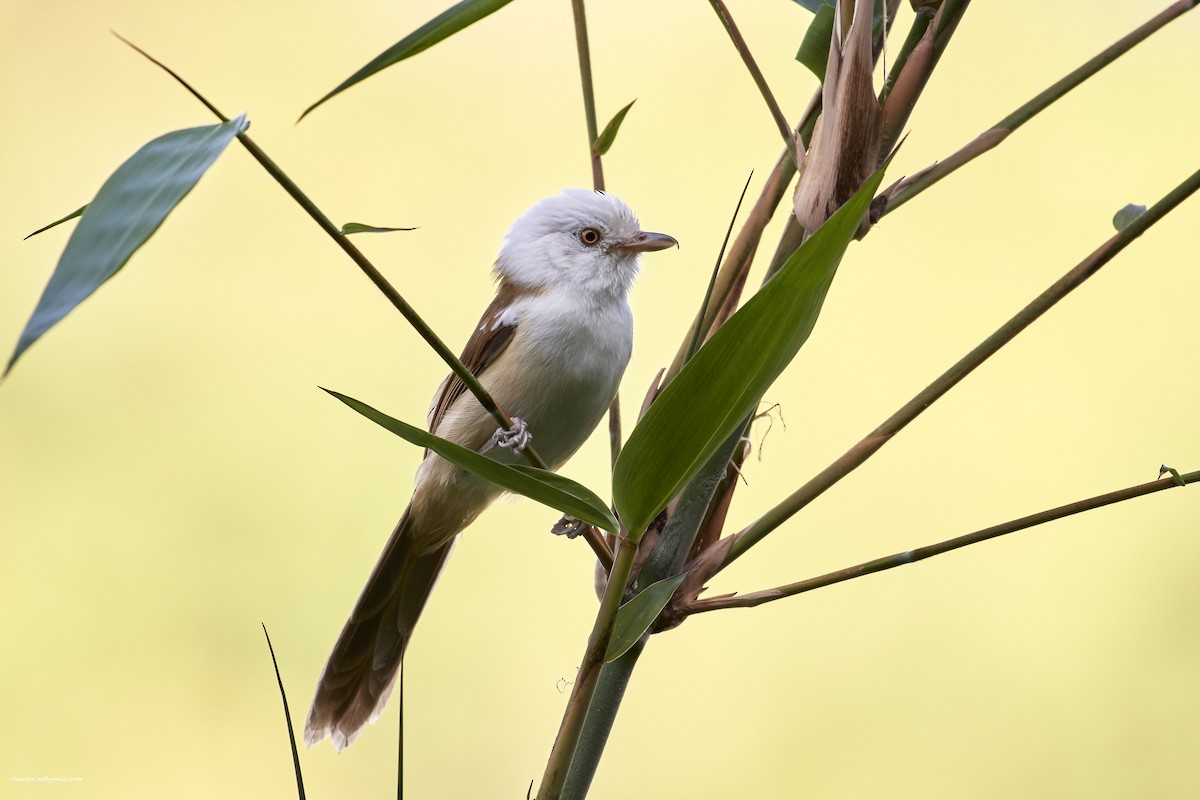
[570,0,604,192]
[113,33,549,470]
[717,162,1200,570]
[689,469,1200,614]
[878,0,970,155]
[582,524,614,573]
[878,7,933,106]
[538,533,640,800]
[706,0,797,154]
[568,0,623,471]
[883,0,1196,216]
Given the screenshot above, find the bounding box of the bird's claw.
[484,417,532,454]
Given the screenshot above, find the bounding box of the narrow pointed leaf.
[24,205,87,240]
[6,116,247,376]
[612,161,890,536]
[604,574,686,662]
[324,388,618,532]
[340,222,418,235]
[592,100,636,157]
[300,0,515,120]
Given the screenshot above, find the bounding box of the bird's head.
[495,189,677,298]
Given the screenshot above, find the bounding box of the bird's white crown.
[495,189,646,298]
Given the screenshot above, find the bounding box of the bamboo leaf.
[795,3,835,81]
[24,206,87,240]
[340,222,418,235]
[592,100,636,157]
[611,160,890,536]
[604,574,686,662]
[323,388,619,532]
[5,116,247,377]
[300,0,516,120]
[794,0,886,82]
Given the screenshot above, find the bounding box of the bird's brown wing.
[426,281,524,436]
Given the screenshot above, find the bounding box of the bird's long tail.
[304,508,452,751]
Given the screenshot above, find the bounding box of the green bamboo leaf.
[795,0,886,82]
[604,574,686,662]
[300,0,516,121]
[612,161,890,536]
[790,0,830,12]
[323,388,619,533]
[795,3,835,81]
[592,100,636,157]
[340,222,418,235]
[24,205,87,240]
[5,116,247,377]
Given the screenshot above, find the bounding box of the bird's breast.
[488,292,633,469]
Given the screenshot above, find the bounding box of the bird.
[305,189,677,751]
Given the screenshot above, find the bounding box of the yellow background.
[2,1,1198,797]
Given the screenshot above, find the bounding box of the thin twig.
[581,524,614,573]
[567,0,622,470]
[689,469,1199,614]
[713,162,1200,571]
[882,0,1197,216]
[112,33,549,470]
[571,0,604,192]
[707,0,797,154]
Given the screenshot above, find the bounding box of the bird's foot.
[484,416,532,454]
[551,514,584,538]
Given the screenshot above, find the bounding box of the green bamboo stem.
[883,0,1197,216]
[537,533,641,800]
[113,33,549,471]
[719,162,1200,570]
[689,469,1199,614]
[559,640,646,799]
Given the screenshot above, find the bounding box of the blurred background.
[2,1,1198,797]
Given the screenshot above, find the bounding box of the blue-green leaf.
[611,162,890,537]
[5,116,247,376]
[324,388,619,533]
[592,100,636,157]
[24,205,87,240]
[300,0,516,120]
[604,574,686,662]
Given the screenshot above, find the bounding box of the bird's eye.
[579,227,601,246]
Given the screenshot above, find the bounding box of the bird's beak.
[615,231,679,254]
